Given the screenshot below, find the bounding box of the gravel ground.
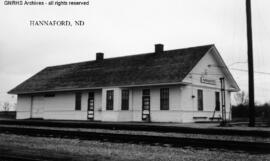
[0,134,269,161]
[1,124,269,143]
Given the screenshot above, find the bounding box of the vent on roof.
[155,44,164,54]
[96,52,104,61]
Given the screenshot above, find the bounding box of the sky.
[0,0,270,109]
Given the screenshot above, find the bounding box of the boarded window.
[197,90,203,111]
[106,90,114,110]
[160,88,169,110]
[75,92,81,110]
[121,89,129,110]
[215,92,220,111]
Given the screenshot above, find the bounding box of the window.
[215,92,220,111]
[106,90,114,110]
[44,93,55,97]
[197,90,203,111]
[143,89,150,96]
[75,92,81,110]
[160,88,169,110]
[121,89,129,110]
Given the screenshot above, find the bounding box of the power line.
[191,68,270,76]
[208,64,270,76]
[230,68,270,75]
[229,62,247,66]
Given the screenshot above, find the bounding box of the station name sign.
[200,77,216,85]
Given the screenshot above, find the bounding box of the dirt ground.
[0,134,269,161]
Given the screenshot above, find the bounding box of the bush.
[232,103,270,120]
[232,104,249,118]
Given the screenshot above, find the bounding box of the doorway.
[142,89,150,122]
[87,92,94,120]
[32,96,44,119]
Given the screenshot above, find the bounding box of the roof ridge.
[165,44,214,52]
[46,44,214,69]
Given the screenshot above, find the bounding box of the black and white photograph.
[0,0,269,160]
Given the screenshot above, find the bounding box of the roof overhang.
[9,82,190,95]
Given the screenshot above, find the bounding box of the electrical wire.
[230,68,270,75]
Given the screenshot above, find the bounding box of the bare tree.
[2,102,11,111]
[234,91,249,106]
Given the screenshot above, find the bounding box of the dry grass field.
[0,134,269,161]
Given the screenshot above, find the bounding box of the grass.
[0,134,269,161]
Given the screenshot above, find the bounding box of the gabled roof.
[8,44,214,94]
[210,46,240,91]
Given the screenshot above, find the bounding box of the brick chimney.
[155,44,164,54]
[96,52,104,61]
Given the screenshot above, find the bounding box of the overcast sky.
[0,0,270,107]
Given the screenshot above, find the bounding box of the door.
[142,89,150,122]
[32,96,44,119]
[87,92,94,120]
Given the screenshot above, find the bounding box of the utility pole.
[220,77,226,126]
[246,0,255,127]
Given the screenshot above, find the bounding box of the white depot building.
[9,44,239,123]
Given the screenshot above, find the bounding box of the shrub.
[232,103,270,121]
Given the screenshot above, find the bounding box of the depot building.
[8,44,239,123]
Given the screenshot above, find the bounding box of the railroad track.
[0,126,269,154]
[0,120,269,137]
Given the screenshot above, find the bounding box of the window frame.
[160,88,169,110]
[106,90,114,110]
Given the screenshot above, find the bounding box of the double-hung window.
[160,88,169,110]
[121,89,129,110]
[106,90,114,110]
